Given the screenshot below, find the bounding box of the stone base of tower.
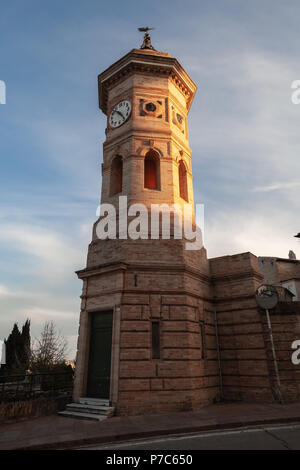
[73,237,221,416]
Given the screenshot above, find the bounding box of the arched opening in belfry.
[179,160,188,202]
[144,150,160,190]
[110,155,123,195]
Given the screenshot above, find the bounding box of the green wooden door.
[87,310,113,399]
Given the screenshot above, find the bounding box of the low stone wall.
[0,395,72,423]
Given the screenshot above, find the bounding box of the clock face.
[109,100,131,128]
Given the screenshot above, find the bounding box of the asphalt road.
[77,424,300,450]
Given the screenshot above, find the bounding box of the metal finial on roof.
[138,27,156,50]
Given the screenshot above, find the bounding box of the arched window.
[110,156,123,195]
[179,160,188,201]
[144,150,160,190]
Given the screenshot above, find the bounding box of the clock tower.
[73,36,219,416]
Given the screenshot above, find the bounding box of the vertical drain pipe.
[265,308,284,404]
[214,308,223,400]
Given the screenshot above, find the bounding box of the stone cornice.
[103,129,173,149]
[81,288,210,301]
[80,288,258,306]
[98,49,197,115]
[211,269,264,283]
[76,260,210,283]
[103,131,192,156]
[76,261,128,279]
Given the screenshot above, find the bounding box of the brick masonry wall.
[74,235,220,415]
[277,260,300,282]
[117,290,220,415]
[210,252,274,402]
[258,256,300,284]
[260,303,300,402]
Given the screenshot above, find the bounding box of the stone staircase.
[58,397,115,421]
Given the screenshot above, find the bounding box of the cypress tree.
[20,319,31,369]
[3,320,31,374]
[5,323,21,372]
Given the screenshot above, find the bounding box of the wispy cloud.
[0,222,85,279]
[252,182,300,192]
[206,207,299,260]
[0,283,79,357]
[0,220,86,358]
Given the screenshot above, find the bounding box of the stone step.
[79,397,110,407]
[66,403,115,416]
[58,397,115,421]
[58,410,107,421]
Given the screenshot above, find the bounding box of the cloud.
[190,49,300,259]
[205,206,299,260]
[0,222,85,281]
[0,285,11,297]
[0,220,86,359]
[0,283,79,359]
[252,182,300,192]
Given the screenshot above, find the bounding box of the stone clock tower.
[72,37,220,416]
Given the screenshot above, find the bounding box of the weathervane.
[138,27,156,50]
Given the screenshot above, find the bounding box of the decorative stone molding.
[136,145,163,157]
[138,98,164,120]
[98,49,197,115]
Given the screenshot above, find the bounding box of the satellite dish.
[255,284,279,310]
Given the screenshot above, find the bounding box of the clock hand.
[114,110,125,119]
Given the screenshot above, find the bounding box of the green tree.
[20,319,31,369]
[5,323,21,371]
[3,319,31,374]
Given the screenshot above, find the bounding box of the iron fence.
[0,372,73,403]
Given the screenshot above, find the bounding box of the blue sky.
[0,0,300,358]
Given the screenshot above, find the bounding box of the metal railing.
[0,372,73,403]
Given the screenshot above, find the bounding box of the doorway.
[87,310,113,399]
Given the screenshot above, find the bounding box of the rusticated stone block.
[120,361,157,378]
